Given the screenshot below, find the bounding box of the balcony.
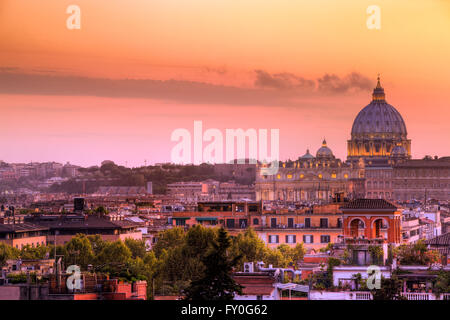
[310,291,450,300]
[339,237,386,245]
[256,224,340,230]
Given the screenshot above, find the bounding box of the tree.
[64,234,95,270]
[96,240,132,274]
[124,238,147,259]
[153,227,186,257]
[325,257,341,288]
[264,247,290,268]
[152,226,216,296]
[368,245,384,265]
[184,228,243,300]
[276,243,306,267]
[20,244,52,260]
[231,228,266,269]
[183,225,216,258]
[396,240,441,265]
[94,206,108,216]
[433,271,450,297]
[0,243,19,265]
[291,243,306,263]
[87,235,106,256]
[371,274,406,300]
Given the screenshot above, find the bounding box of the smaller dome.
[301,149,314,160]
[316,139,334,159]
[391,144,407,157]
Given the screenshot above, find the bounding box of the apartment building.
[0,215,48,249]
[171,200,344,251]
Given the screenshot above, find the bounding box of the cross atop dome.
[376,74,381,88]
[372,74,386,102]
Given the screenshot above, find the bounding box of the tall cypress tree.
[184,227,243,300]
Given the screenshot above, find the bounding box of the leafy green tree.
[64,234,95,270]
[433,271,450,297]
[183,225,216,257]
[319,242,334,253]
[368,245,384,265]
[94,206,108,215]
[291,243,306,263]
[96,240,132,274]
[0,243,19,265]
[396,240,441,265]
[184,228,243,300]
[371,274,406,300]
[231,228,266,269]
[87,235,106,256]
[276,243,306,267]
[124,238,147,259]
[151,227,211,295]
[325,257,341,288]
[264,247,290,268]
[153,227,186,257]
[20,244,52,260]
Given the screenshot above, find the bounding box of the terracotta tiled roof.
[234,274,276,296]
[340,199,397,210]
[241,286,275,296]
[425,232,450,256]
[26,215,140,230]
[0,222,49,234]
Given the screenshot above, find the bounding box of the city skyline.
[0,0,449,304]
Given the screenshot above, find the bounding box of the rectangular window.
[239,219,248,229]
[285,235,297,244]
[271,218,277,228]
[175,219,186,226]
[304,218,311,228]
[303,235,314,244]
[288,218,294,228]
[269,235,279,244]
[337,218,342,228]
[320,218,328,228]
[321,235,331,243]
[226,219,235,228]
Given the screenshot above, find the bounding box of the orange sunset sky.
[0,0,449,167]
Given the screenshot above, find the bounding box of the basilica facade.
[255,77,450,202]
[255,140,365,202]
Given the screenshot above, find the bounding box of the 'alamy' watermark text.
[171,121,279,175]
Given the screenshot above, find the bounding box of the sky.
[0,0,449,167]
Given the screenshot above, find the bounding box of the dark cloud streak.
[254,70,315,91]
[0,69,373,108]
[256,70,372,94]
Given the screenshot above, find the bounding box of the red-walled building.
[340,199,402,244]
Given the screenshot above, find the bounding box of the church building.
[255,76,450,202]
